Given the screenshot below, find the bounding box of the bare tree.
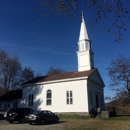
[0,50,36,92]
[20,67,35,84]
[35,72,42,77]
[0,50,22,91]
[107,55,130,107]
[47,67,66,75]
[35,0,130,43]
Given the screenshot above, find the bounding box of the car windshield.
[35,111,44,116]
[33,111,40,114]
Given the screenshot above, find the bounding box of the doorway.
[95,95,98,108]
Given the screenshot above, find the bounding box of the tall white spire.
[79,11,89,41]
[77,12,94,72]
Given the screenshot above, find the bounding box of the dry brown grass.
[0,116,130,130]
[59,116,130,130]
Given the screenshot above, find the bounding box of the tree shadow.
[21,84,44,111]
[33,120,67,126]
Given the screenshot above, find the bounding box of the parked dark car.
[6,108,36,123]
[0,110,6,119]
[26,110,59,125]
[0,109,9,119]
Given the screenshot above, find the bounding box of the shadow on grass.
[102,115,130,120]
[32,121,66,126]
[11,119,67,125]
[59,115,90,120]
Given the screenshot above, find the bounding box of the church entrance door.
[95,95,98,108]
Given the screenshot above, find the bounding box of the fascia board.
[22,76,88,87]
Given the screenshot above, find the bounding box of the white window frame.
[28,94,33,107]
[46,89,52,105]
[66,91,73,105]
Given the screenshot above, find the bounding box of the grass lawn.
[59,115,130,130]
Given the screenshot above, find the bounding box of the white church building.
[21,13,105,115]
[0,13,105,116]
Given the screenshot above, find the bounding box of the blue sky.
[0,0,130,102]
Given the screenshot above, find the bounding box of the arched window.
[46,89,52,105]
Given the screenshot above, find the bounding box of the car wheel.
[9,121,13,123]
[19,118,25,123]
[55,117,59,123]
[41,119,45,125]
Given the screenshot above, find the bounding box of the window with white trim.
[28,94,33,106]
[46,89,52,105]
[66,91,73,104]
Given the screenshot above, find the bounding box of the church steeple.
[77,12,94,71]
[79,11,89,41]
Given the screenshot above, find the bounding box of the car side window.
[42,111,48,115]
[47,111,54,115]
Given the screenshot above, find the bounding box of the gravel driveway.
[0,119,67,130]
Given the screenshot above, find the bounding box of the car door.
[42,111,49,122]
[47,111,55,122]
